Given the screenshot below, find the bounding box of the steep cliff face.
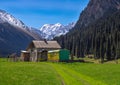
[74,0,120,29]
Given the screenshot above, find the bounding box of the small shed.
[8,53,18,62]
[20,51,30,61]
[48,49,70,61]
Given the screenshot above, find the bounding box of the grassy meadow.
[0,58,120,85]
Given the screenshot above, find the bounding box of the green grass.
[50,63,106,85]
[0,59,61,85]
[0,58,120,85]
[52,62,120,85]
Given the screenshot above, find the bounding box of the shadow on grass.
[59,60,94,63]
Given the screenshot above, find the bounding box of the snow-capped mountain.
[0,9,41,56]
[0,10,27,29]
[0,9,42,39]
[40,22,75,40]
[0,9,75,40]
[0,9,74,56]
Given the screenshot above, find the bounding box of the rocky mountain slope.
[0,10,41,56]
[0,9,42,39]
[74,0,120,29]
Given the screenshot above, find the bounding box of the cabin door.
[24,53,30,61]
[41,50,48,61]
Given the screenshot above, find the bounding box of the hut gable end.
[26,42,35,50]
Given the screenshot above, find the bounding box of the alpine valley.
[0,0,120,58]
[0,9,75,56]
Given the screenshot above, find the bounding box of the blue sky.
[0,0,89,28]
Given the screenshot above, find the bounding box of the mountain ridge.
[0,9,75,56]
[74,0,120,29]
[0,9,42,56]
[0,9,27,29]
[40,22,75,40]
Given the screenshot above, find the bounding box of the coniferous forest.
[54,10,120,61]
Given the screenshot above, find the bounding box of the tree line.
[54,10,120,61]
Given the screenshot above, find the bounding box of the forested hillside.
[54,10,120,61]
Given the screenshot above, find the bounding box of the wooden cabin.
[20,40,61,62]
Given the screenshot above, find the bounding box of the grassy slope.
[0,58,120,85]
